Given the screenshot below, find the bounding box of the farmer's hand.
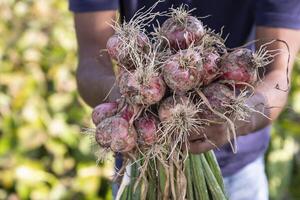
[187,124,229,154]
[187,92,271,154]
[187,27,300,154]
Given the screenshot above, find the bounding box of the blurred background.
[0,1,299,200]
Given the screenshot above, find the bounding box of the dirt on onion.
[118,70,166,105]
[96,116,137,153]
[220,48,258,85]
[202,51,221,85]
[163,48,203,93]
[198,82,235,122]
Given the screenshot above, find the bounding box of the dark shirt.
[69,0,300,176]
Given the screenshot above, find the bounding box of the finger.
[188,140,214,154]
[182,136,205,151]
[188,132,205,142]
[188,125,223,141]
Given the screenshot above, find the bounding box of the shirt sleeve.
[69,0,119,12]
[256,0,300,29]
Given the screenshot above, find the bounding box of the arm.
[74,11,120,107]
[239,27,300,134]
[189,27,300,153]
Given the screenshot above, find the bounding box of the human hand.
[187,91,273,154]
[187,123,232,154]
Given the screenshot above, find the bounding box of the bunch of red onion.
[85,4,277,200]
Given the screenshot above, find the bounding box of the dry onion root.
[195,82,252,152]
[158,95,205,156]
[106,32,150,69]
[132,114,170,198]
[106,1,164,69]
[116,24,168,107]
[200,27,227,53]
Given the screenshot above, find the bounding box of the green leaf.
[204,151,225,193]
[200,155,227,200]
[190,154,209,200]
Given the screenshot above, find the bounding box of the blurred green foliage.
[267,60,300,200]
[0,1,113,199]
[0,0,299,200]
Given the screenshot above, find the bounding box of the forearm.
[237,27,300,135]
[188,28,299,153]
[73,11,118,107]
